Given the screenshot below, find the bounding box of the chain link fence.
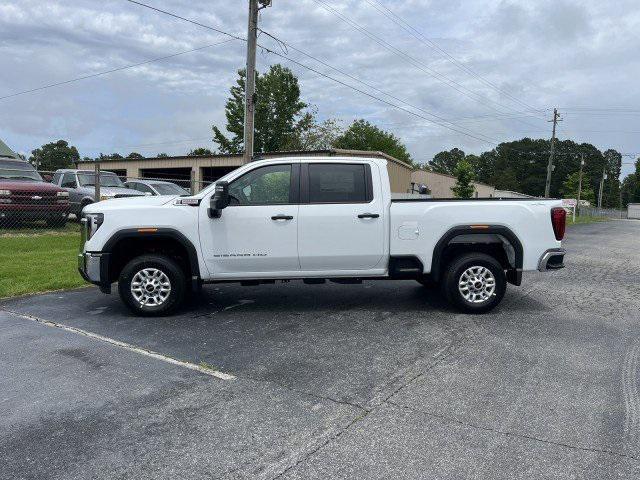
[578,206,628,219]
[0,165,213,233]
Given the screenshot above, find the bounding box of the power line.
[0,39,235,101]
[258,29,497,143]
[124,0,246,42]
[312,0,545,131]
[363,0,545,117]
[124,0,500,145]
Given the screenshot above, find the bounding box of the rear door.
[298,162,385,271]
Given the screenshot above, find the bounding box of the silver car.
[124,179,190,196]
[52,169,145,217]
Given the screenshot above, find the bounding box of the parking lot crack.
[386,401,640,463]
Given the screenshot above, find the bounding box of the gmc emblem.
[31,195,42,200]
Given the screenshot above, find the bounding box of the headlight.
[0,189,11,196]
[56,191,69,197]
[84,213,104,240]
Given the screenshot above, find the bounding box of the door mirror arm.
[209,181,230,218]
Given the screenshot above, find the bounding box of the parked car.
[52,169,145,217]
[0,159,69,227]
[124,179,190,196]
[79,156,567,316]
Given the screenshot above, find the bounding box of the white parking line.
[2,309,235,380]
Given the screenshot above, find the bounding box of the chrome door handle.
[357,213,380,219]
[271,215,293,220]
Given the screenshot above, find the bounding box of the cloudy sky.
[1,0,639,177]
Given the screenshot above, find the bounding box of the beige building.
[76,149,413,194]
[411,170,496,198]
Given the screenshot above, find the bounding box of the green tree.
[127,152,144,159]
[621,158,640,206]
[451,160,476,198]
[188,148,213,156]
[97,153,123,160]
[156,153,169,158]
[561,172,595,204]
[213,65,307,154]
[602,149,622,208]
[333,119,413,165]
[429,148,465,175]
[29,140,80,171]
[284,111,342,151]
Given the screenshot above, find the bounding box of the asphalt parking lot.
[2,220,640,479]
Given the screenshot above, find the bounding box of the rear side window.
[61,173,76,188]
[308,164,369,203]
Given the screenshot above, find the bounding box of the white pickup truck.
[79,156,566,316]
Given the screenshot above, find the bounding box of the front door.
[199,163,300,278]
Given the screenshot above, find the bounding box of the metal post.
[544,108,561,198]
[94,161,101,202]
[190,168,196,195]
[576,153,584,219]
[243,0,259,164]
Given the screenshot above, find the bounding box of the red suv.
[0,159,70,227]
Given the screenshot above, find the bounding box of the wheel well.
[107,236,193,284]
[439,242,510,277]
[433,230,522,284]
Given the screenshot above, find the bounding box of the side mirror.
[209,181,229,218]
[418,184,429,195]
[42,174,52,182]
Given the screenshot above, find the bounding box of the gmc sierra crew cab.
[78,156,566,316]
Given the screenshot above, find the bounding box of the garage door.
[629,204,640,219]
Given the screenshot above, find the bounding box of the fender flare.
[102,228,201,281]
[430,225,523,284]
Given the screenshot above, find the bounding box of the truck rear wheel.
[118,254,186,316]
[442,253,506,314]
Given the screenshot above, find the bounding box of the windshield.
[78,173,123,187]
[0,168,42,182]
[153,183,189,195]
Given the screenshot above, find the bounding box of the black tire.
[118,254,186,316]
[77,200,93,221]
[441,253,506,314]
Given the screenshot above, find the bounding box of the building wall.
[411,170,496,198]
[494,190,535,198]
[76,149,415,194]
[629,204,640,220]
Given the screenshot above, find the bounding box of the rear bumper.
[78,251,111,293]
[538,248,566,271]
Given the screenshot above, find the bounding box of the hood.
[95,186,146,197]
[85,194,178,213]
[0,180,65,192]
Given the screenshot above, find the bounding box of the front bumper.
[538,248,566,271]
[78,251,111,293]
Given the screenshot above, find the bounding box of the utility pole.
[243,0,271,163]
[597,165,607,210]
[544,108,561,198]
[575,153,584,221]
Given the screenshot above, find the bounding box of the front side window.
[228,164,292,205]
[308,164,368,203]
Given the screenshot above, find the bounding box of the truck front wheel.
[442,253,506,314]
[118,255,186,316]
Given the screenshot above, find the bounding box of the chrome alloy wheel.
[131,268,172,307]
[458,266,496,304]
